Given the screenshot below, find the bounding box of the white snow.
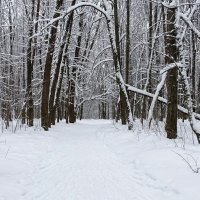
[0,120,200,200]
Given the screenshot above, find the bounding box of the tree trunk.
[103,0,133,130]
[125,0,130,85]
[49,0,76,126]
[165,5,178,139]
[68,13,84,123]
[113,0,127,125]
[191,30,196,112]
[26,0,35,127]
[141,0,153,123]
[41,0,64,130]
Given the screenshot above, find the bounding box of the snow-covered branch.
[147,72,167,127]
[179,13,200,39]
[39,2,110,35]
[126,84,200,121]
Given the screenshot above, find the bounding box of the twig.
[172,150,200,173]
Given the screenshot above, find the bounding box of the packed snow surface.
[0,120,200,200]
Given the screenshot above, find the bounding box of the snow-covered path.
[0,120,200,200]
[21,121,154,200]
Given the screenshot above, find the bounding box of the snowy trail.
[21,121,154,200]
[0,120,199,200]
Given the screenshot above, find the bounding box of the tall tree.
[113,0,127,125]
[41,0,64,130]
[68,12,84,123]
[49,0,76,126]
[165,3,178,139]
[125,0,130,85]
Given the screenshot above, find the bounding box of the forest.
[0,0,200,142]
[1,1,200,199]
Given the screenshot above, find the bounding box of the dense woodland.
[0,0,200,142]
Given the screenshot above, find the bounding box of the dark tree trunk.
[113,0,127,125]
[107,103,110,119]
[112,101,116,120]
[165,5,178,139]
[141,0,153,123]
[102,102,107,119]
[41,0,64,130]
[49,0,76,126]
[79,98,83,120]
[191,31,196,112]
[54,64,65,122]
[68,13,84,123]
[26,1,35,127]
[125,0,130,85]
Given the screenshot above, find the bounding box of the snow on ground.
[0,119,200,200]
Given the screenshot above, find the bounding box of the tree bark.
[49,0,76,126]
[41,0,64,130]
[26,0,36,127]
[141,0,153,123]
[113,0,127,125]
[125,0,130,85]
[68,13,84,123]
[165,5,178,139]
[103,0,133,130]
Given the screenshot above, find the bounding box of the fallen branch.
[125,84,200,120]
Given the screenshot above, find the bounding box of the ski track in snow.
[0,120,199,200]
